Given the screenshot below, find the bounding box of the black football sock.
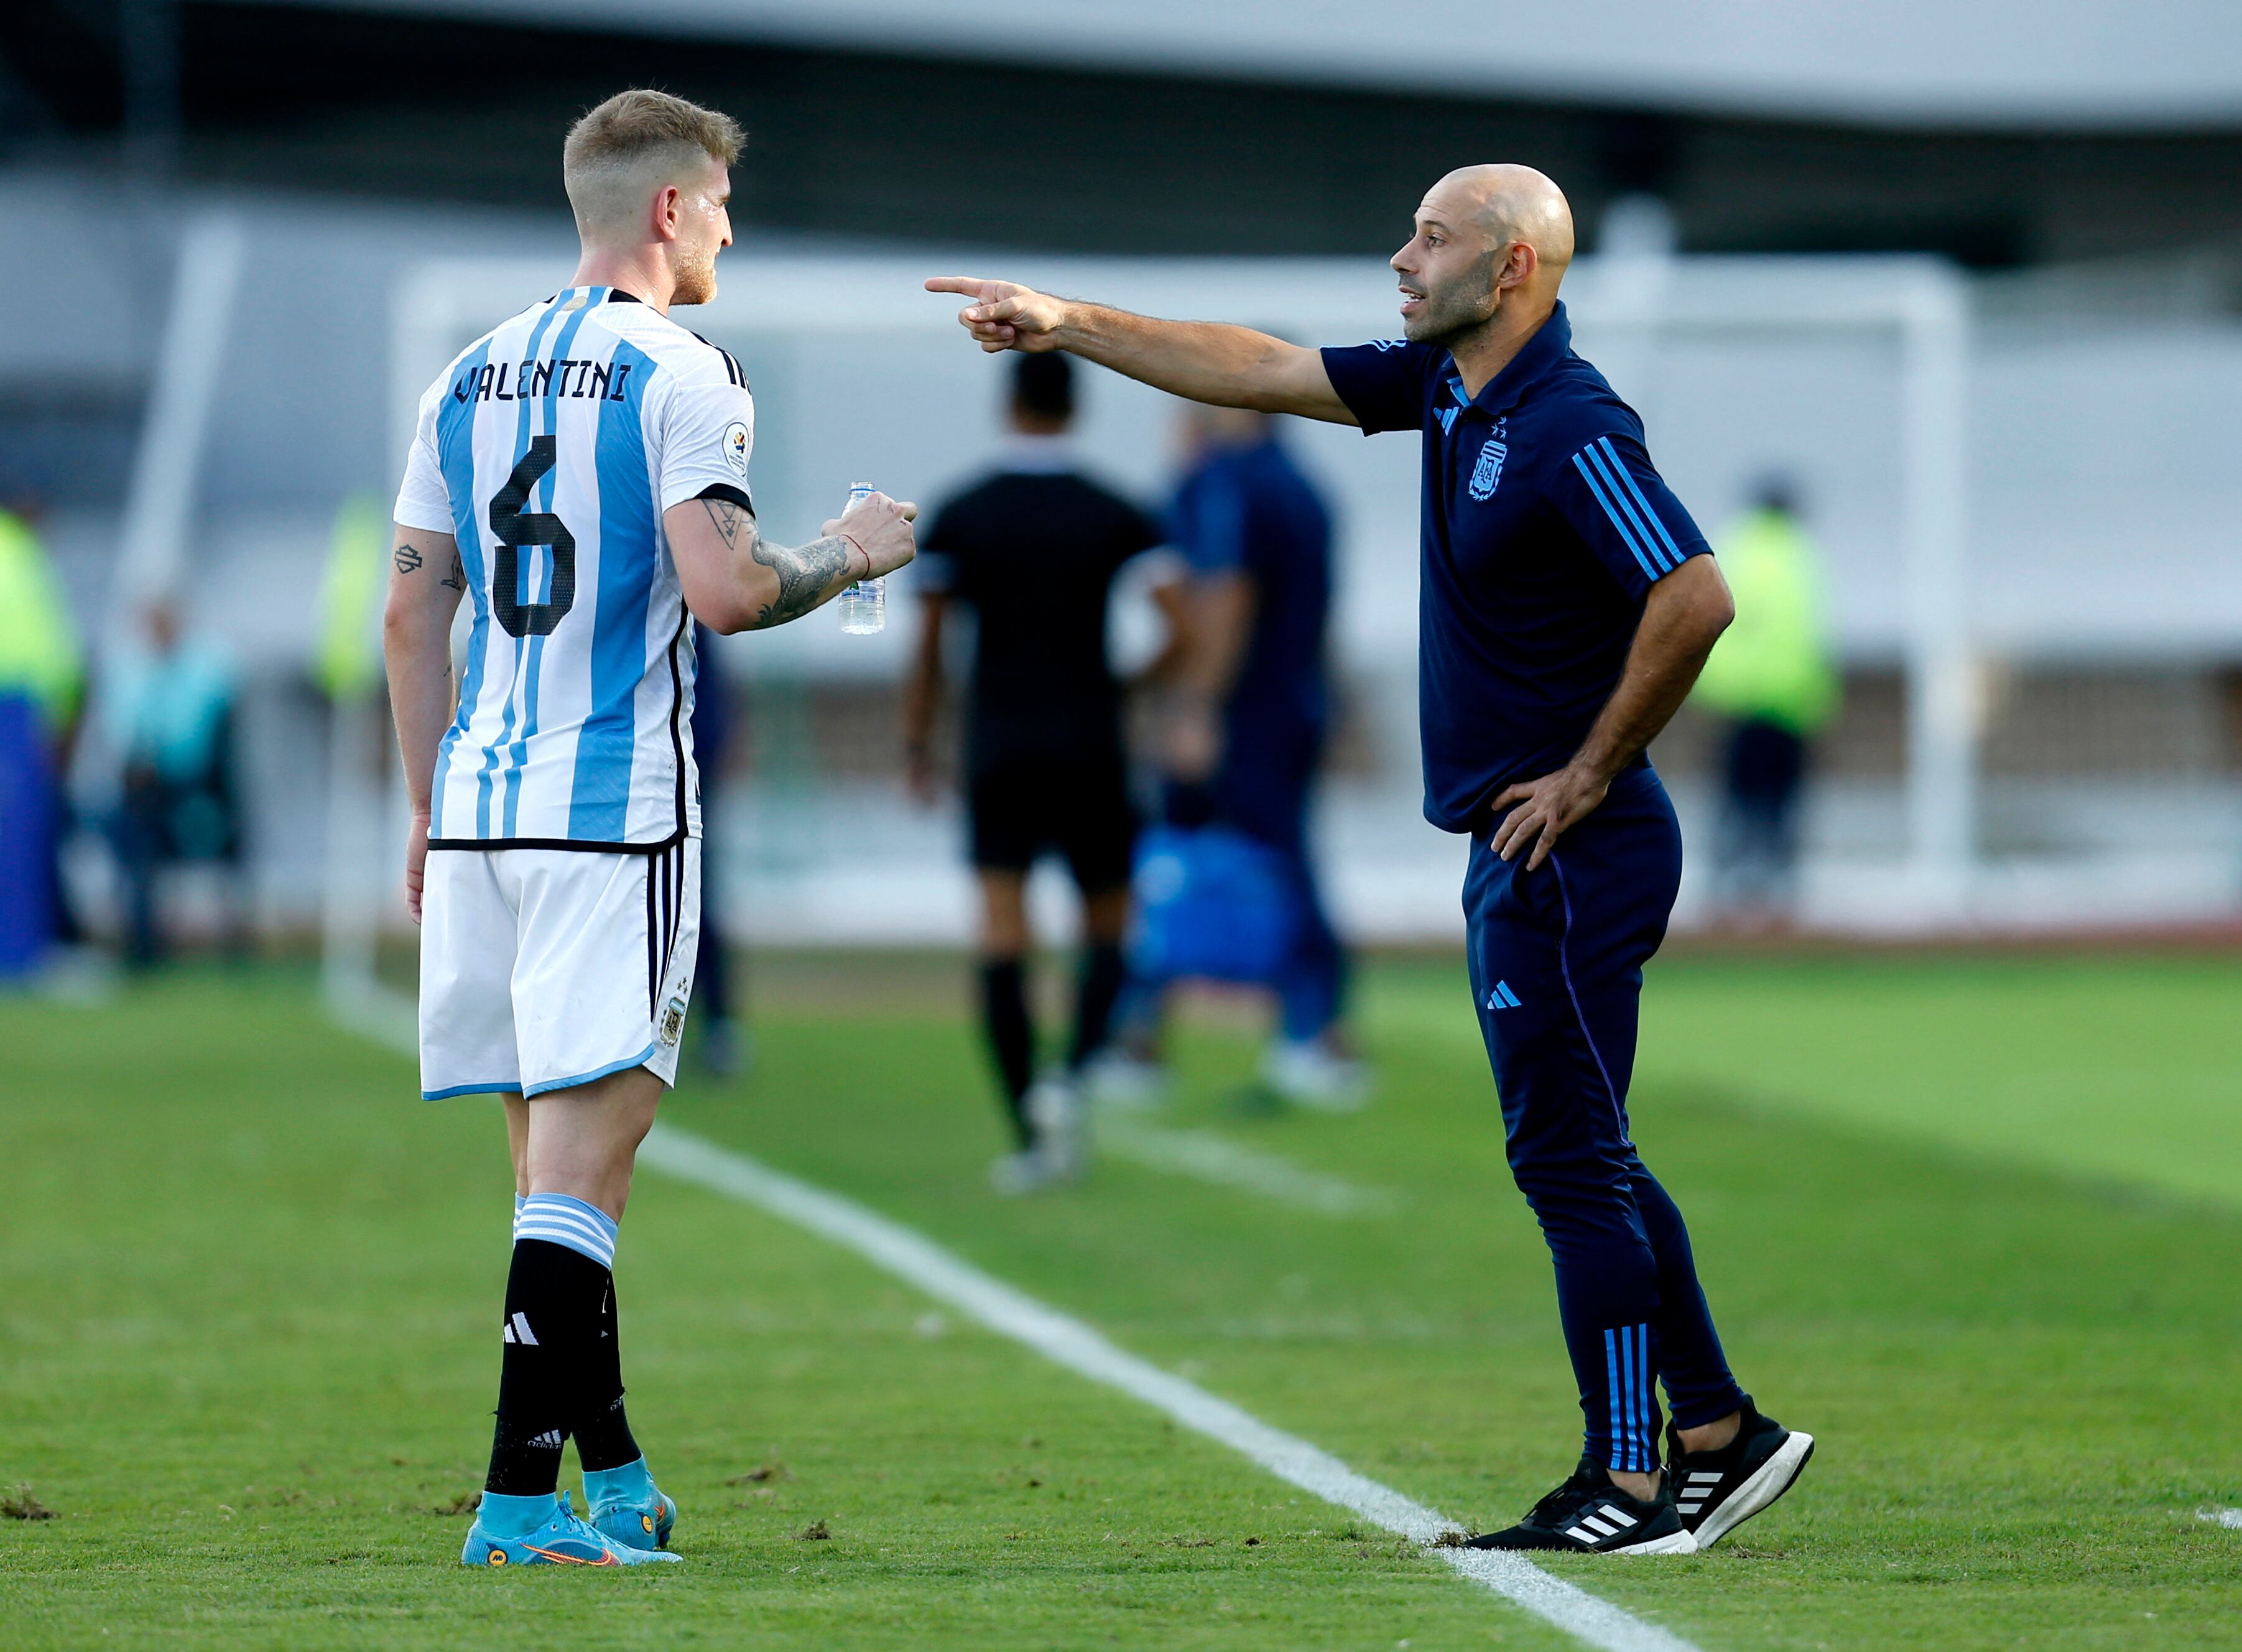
[485,1196,619,1497]
[1067,941,1128,1070]
[484,1237,607,1496]
[979,956,1036,1148]
[572,1268,643,1472]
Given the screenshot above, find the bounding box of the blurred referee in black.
[902,355,1178,1193]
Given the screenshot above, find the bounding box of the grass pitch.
[2,950,2240,1649]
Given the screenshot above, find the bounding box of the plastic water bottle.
[836,480,885,634]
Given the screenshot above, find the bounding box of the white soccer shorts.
[418,840,699,1100]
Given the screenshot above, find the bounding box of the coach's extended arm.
[925,277,1358,425]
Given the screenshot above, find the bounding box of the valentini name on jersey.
[394,285,755,850]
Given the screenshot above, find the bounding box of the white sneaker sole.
[1608,1528,1700,1556]
[1469,1525,1697,1557]
[1690,1431,1814,1549]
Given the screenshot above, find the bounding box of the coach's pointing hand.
[823,491,919,578]
[924,277,1068,353]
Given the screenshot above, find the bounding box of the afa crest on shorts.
[1469,434,1508,501]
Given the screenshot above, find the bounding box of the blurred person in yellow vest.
[317,493,392,702]
[0,502,86,978]
[1691,478,1838,924]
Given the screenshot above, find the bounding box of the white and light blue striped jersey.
[394,286,755,849]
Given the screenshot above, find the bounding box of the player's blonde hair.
[563,90,744,240]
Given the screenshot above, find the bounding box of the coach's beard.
[1404,254,1504,348]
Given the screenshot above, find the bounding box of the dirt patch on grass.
[1,1485,56,1520]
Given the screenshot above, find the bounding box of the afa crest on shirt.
[1468,432,1508,501]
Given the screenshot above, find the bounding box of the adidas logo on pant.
[502,1312,539,1345]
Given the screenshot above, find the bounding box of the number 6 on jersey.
[488,435,577,638]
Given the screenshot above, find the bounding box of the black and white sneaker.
[1667,1405,1814,1548]
[1466,1456,1696,1555]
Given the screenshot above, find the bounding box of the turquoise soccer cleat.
[585,1459,677,1552]
[461,1490,681,1567]
[590,1484,675,1551]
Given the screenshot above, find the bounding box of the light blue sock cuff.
[584,1456,655,1508]
[514,1192,619,1269]
[478,1489,557,1538]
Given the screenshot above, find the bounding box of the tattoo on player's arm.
[748,535,853,628]
[700,495,748,550]
[394,542,426,575]
[440,553,465,591]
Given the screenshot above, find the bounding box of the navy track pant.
[1465,763,1748,1472]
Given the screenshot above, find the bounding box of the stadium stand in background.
[4,1,2241,954]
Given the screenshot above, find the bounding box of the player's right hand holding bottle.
[825,486,917,634]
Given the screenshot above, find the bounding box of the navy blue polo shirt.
[1321,302,1710,833]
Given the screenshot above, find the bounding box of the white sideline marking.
[1098,1118,1398,1217]
[638,1123,1700,1652]
[2200,1508,2242,1529]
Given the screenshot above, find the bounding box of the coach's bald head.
[1393,164,1575,357]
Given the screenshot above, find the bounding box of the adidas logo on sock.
[502,1312,539,1346]
[527,1429,564,1452]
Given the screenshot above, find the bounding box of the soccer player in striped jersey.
[383,90,915,1569]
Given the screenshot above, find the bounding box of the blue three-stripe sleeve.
[1572,440,1676,582]
[1583,439,1675,573]
[1597,439,1686,570]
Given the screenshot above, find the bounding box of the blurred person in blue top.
[104,601,244,967]
[1096,403,1363,1109]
